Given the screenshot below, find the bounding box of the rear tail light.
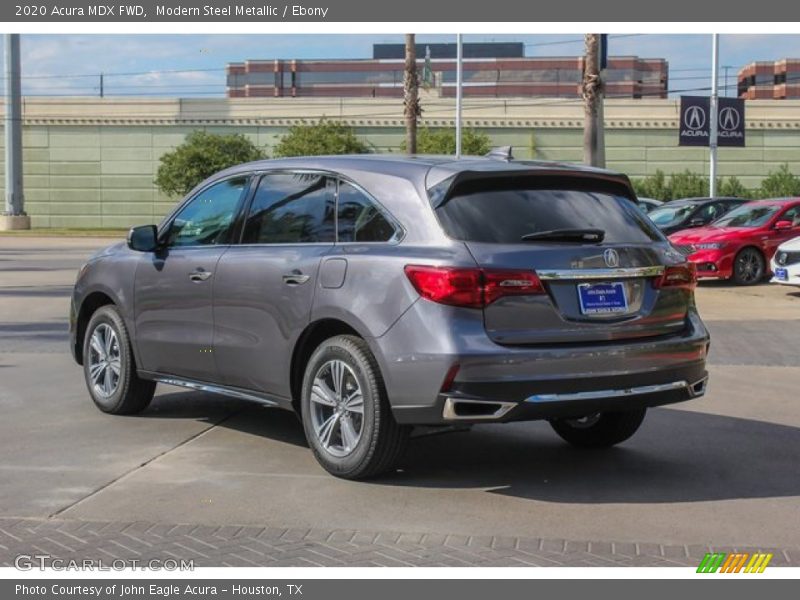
[655,263,697,290]
[404,265,545,308]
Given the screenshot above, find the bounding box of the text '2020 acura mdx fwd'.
[70,155,710,479]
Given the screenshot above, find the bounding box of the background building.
[738,59,800,99]
[3,96,800,228]
[226,42,668,99]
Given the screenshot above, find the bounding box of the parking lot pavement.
[1,235,799,567]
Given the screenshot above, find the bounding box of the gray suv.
[70,155,710,479]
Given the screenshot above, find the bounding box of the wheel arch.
[74,290,117,365]
[289,318,365,415]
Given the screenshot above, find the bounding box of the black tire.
[732,247,765,286]
[82,305,155,415]
[300,335,410,480]
[550,409,646,448]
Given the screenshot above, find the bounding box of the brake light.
[655,263,697,290]
[404,265,545,308]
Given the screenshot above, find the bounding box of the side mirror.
[774,220,793,231]
[127,224,159,252]
[689,218,706,227]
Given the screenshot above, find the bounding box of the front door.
[133,175,251,381]
[213,171,336,398]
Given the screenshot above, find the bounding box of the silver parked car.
[70,155,710,479]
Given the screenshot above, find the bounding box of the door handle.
[189,269,212,283]
[283,271,311,285]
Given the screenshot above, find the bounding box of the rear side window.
[242,172,336,244]
[337,181,397,242]
[433,177,661,244]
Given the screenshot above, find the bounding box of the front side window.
[242,173,336,244]
[166,176,249,247]
[337,181,397,242]
[778,206,800,227]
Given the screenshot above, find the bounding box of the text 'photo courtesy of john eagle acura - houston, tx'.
[69,154,710,479]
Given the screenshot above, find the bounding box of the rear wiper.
[520,228,605,243]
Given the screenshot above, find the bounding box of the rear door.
[433,174,692,345]
[212,171,336,397]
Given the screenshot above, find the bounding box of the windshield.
[712,204,780,228]
[433,178,661,244]
[648,205,695,228]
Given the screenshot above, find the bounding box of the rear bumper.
[394,367,708,425]
[373,299,710,426]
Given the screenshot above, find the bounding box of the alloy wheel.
[736,249,763,284]
[309,359,364,458]
[87,323,122,398]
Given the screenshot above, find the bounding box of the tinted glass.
[242,173,336,244]
[337,181,396,242]
[648,204,696,228]
[435,179,660,244]
[778,206,800,226]
[713,204,782,228]
[166,177,249,247]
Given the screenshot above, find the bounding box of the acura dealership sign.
[679,96,745,147]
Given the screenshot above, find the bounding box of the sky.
[4,33,800,98]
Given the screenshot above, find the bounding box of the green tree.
[668,170,708,199]
[717,176,750,198]
[402,127,492,155]
[757,164,800,199]
[632,170,670,201]
[155,130,264,197]
[273,120,369,158]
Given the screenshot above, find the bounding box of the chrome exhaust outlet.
[688,376,708,398]
[442,398,516,421]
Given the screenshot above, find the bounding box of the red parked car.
[668,198,800,285]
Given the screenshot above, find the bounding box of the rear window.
[433,176,662,244]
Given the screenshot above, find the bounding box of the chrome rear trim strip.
[153,376,279,407]
[526,379,689,403]
[536,266,665,281]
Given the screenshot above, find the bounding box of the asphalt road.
[1,235,799,566]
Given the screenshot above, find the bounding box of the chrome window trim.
[536,265,665,281]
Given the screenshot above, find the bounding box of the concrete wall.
[2,96,800,228]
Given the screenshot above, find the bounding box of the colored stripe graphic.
[697,553,727,573]
[697,552,773,573]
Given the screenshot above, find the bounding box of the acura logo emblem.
[719,107,741,131]
[684,106,706,130]
[603,248,620,268]
[778,252,788,265]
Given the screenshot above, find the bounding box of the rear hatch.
[431,172,695,345]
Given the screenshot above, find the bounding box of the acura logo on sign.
[719,106,741,131]
[684,106,706,130]
[603,248,620,268]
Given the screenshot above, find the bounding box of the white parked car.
[771,236,800,286]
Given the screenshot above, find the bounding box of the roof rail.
[485,146,514,161]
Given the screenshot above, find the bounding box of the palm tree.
[582,34,603,167]
[403,34,421,154]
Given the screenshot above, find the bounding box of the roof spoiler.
[485,146,514,161]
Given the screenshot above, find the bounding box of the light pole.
[2,33,29,230]
[709,34,719,197]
